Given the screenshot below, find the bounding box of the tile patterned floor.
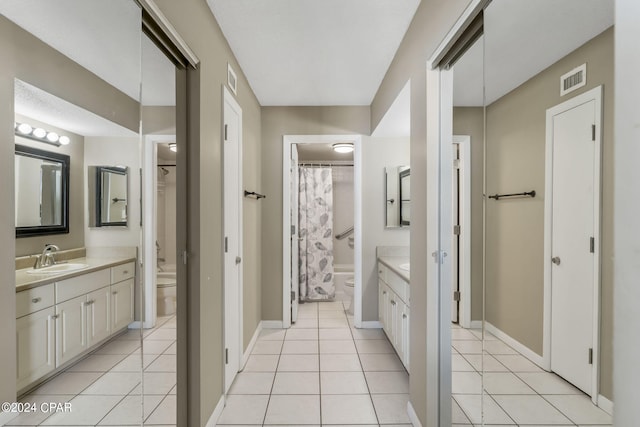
[217,300,412,427]
[5,316,176,427]
[451,323,613,426]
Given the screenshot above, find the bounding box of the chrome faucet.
[33,244,60,269]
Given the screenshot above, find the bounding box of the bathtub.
[333,263,354,302]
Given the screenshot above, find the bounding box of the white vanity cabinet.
[378,261,410,370]
[16,296,55,391]
[16,259,136,393]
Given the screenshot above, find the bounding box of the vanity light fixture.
[14,121,70,147]
[169,143,177,152]
[332,142,354,153]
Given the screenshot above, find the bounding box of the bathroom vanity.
[15,256,135,393]
[377,256,410,371]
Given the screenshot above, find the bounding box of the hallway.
[217,300,411,426]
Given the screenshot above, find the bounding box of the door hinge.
[590,237,595,253]
[588,348,593,364]
[225,237,228,253]
[291,225,296,236]
[182,251,188,265]
[591,124,596,141]
[453,225,461,235]
[225,348,229,365]
[291,291,295,302]
[453,159,461,169]
[453,291,461,302]
[432,250,447,264]
[224,124,228,141]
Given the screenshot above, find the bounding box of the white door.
[549,96,598,395]
[87,287,111,347]
[56,295,87,367]
[223,86,243,393]
[290,144,299,322]
[451,144,460,323]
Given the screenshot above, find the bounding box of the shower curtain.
[298,166,335,301]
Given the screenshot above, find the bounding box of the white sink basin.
[26,263,90,275]
[398,263,410,271]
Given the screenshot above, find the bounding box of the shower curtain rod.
[158,164,177,167]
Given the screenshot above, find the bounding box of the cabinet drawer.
[378,263,387,283]
[56,269,110,303]
[386,270,409,305]
[111,262,135,284]
[16,284,55,318]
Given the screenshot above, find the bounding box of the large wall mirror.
[385,165,410,227]
[15,144,69,237]
[88,165,129,227]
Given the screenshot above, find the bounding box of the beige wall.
[14,115,85,257]
[370,1,473,424]
[153,1,263,424]
[485,27,614,399]
[362,137,410,321]
[613,0,640,422]
[453,107,484,321]
[260,106,370,321]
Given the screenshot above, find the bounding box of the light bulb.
[59,135,70,145]
[46,132,59,143]
[17,123,32,135]
[169,143,177,152]
[33,128,47,138]
[332,143,354,153]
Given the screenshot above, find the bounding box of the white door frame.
[282,135,363,328]
[142,134,177,330]
[453,135,472,329]
[543,85,602,403]
[223,85,243,389]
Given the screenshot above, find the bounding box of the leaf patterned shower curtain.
[298,167,335,301]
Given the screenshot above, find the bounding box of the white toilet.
[157,276,177,316]
[344,277,355,315]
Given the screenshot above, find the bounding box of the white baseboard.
[205,394,226,427]
[241,322,264,369]
[470,320,482,329]
[261,320,284,329]
[407,400,422,427]
[598,394,614,415]
[360,320,383,329]
[484,321,546,369]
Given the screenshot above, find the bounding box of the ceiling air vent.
[560,63,587,96]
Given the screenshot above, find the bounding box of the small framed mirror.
[15,144,70,238]
[88,166,129,227]
[399,168,410,226]
[385,166,410,228]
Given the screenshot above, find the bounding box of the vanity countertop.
[378,256,410,283]
[16,256,136,292]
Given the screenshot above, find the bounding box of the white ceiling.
[453,0,614,106]
[0,0,175,107]
[14,80,137,137]
[208,0,420,106]
[297,143,354,162]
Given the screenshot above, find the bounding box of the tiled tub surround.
[15,254,136,394]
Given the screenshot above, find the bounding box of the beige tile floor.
[5,315,176,427]
[217,300,411,427]
[451,323,613,426]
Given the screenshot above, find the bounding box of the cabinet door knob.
[31,297,42,303]
[391,300,396,306]
[123,270,129,274]
[51,314,59,319]
[402,314,407,319]
[383,291,387,295]
[112,291,118,295]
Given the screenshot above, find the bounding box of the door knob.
[235,256,242,264]
[551,256,561,265]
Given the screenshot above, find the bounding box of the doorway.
[223,86,243,393]
[282,135,363,328]
[544,86,602,399]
